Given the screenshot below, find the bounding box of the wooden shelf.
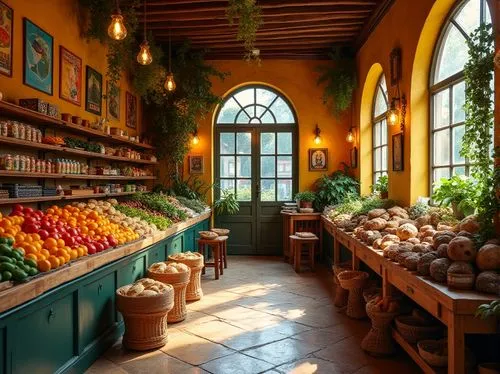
[0,192,142,205]
[392,328,444,374]
[0,136,158,165]
[0,101,154,150]
[0,171,156,180]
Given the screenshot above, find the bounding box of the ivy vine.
[226,0,263,62]
[462,23,499,238]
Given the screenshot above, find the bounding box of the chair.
[290,234,319,273]
[197,236,228,279]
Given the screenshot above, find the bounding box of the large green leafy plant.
[432,175,478,219]
[226,0,263,62]
[314,164,360,211]
[462,23,498,237]
[371,175,388,197]
[213,190,240,216]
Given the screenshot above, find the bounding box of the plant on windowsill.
[371,175,389,199]
[213,190,240,216]
[294,191,316,209]
[432,175,478,219]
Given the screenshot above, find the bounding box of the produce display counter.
[0,211,210,374]
[321,215,498,374]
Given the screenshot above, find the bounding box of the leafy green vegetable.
[131,193,187,222]
[175,196,207,214]
[408,202,430,220]
[115,205,172,230]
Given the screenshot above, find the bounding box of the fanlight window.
[217,87,295,124]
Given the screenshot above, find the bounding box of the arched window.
[430,0,491,187]
[372,75,388,184]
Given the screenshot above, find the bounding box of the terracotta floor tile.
[276,357,343,374]
[86,358,128,374]
[314,335,370,373]
[183,320,247,342]
[119,350,204,374]
[200,352,274,374]
[243,337,322,366]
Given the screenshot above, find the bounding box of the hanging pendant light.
[137,0,153,65]
[108,0,127,41]
[164,31,176,92]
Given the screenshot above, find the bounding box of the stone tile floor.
[87,256,421,374]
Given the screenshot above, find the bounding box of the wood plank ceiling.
[138,0,392,59]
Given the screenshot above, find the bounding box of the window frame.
[429,0,491,190]
[372,75,389,184]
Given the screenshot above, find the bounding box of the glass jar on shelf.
[25,126,32,142]
[18,124,25,140]
[0,121,7,137]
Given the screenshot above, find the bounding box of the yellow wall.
[178,60,352,203]
[0,0,142,137]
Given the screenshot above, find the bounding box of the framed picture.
[390,47,402,86]
[23,18,53,95]
[350,147,358,169]
[392,132,404,171]
[308,148,328,171]
[59,46,82,106]
[85,66,102,115]
[125,91,137,129]
[0,1,13,77]
[189,155,204,174]
[106,81,120,121]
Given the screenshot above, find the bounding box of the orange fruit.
[47,255,60,269]
[76,247,85,257]
[37,259,51,272]
[31,233,41,241]
[40,249,50,258]
[44,238,58,250]
[25,253,38,261]
[57,239,66,248]
[24,244,38,255]
[58,255,67,265]
[69,250,78,260]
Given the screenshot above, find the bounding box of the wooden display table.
[322,216,499,374]
[281,211,322,262]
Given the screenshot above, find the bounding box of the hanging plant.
[462,23,499,238]
[316,46,357,118]
[226,0,263,61]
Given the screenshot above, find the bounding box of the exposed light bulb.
[164,72,176,92]
[108,14,127,41]
[314,135,321,145]
[192,134,200,145]
[387,108,399,126]
[137,40,153,65]
[346,129,354,143]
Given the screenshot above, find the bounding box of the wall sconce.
[192,129,200,145]
[387,47,407,132]
[313,124,322,144]
[346,127,354,143]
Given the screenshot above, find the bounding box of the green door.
[215,85,297,255]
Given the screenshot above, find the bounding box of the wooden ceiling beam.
[355,0,394,48]
[186,39,348,48]
[143,0,376,7]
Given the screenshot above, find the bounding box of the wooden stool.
[290,235,318,273]
[197,236,228,279]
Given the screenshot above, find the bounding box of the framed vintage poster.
[59,46,82,106]
[125,91,137,129]
[308,148,328,171]
[85,66,102,115]
[106,81,120,121]
[189,155,204,174]
[23,18,53,95]
[0,1,13,77]
[392,132,404,171]
[350,147,358,169]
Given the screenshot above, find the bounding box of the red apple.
[38,230,49,240]
[85,243,96,254]
[13,204,23,212]
[23,223,38,234]
[23,207,34,215]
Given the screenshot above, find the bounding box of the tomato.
[13,204,24,212]
[38,230,49,240]
[23,223,39,234]
[63,236,75,247]
[85,243,96,255]
[94,242,104,252]
[24,207,34,215]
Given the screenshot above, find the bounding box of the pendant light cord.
[143,0,147,40]
[169,30,172,72]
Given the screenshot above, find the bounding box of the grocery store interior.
[0,0,499,373]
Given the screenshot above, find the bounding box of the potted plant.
[295,191,316,209]
[432,175,478,219]
[314,165,360,211]
[371,175,389,199]
[213,190,240,216]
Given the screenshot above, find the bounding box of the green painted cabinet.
[147,243,165,266]
[184,229,195,252]
[13,294,75,374]
[118,256,145,287]
[79,272,116,349]
[0,327,5,374]
[166,235,183,256]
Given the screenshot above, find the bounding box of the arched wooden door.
[214,85,298,255]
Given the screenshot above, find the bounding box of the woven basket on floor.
[116,284,174,351]
[338,271,369,319]
[333,276,349,308]
[338,270,369,290]
[148,262,191,323]
[417,340,448,367]
[395,315,443,344]
[361,300,400,356]
[168,253,204,301]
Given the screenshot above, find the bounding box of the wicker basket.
[116,285,174,351]
[447,272,475,290]
[417,340,448,367]
[338,270,369,290]
[148,263,191,323]
[361,300,400,356]
[211,228,230,236]
[333,276,349,307]
[395,315,443,344]
[199,231,218,240]
[168,253,204,301]
[333,261,352,278]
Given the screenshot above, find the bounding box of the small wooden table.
[281,211,322,263]
[197,236,228,280]
[290,234,318,273]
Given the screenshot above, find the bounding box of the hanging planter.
[226,0,263,62]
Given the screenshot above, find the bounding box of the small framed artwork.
[390,47,402,86]
[0,1,13,77]
[189,155,204,174]
[392,132,404,171]
[59,46,82,106]
[23,18,53,95]
[125,91,137,129]
[350,147,358,169]
[106,81,120,121]
[309,148,328,171]
[85,66,102,115]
